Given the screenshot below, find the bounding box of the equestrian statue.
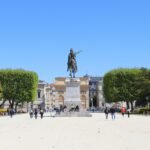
[67,48,82,78]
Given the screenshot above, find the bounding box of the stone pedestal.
[65,78,81,109]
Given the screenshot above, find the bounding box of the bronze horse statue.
[67,49,81,78]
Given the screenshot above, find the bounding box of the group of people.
[104,107,116,120]
[29,105,69,118]
[104,107,131,119]
[69,104,79,112]
[29,108,44,119]
[121,107,130,118]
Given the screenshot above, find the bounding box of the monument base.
[64,77,81,110]
[58,110,92,117]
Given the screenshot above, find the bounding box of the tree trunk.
[130,101,134,112]
[15,103,19,113]
[126,101,130,109]
[9,100,14,109]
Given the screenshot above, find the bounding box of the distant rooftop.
[38,80,48,85]
[83,74,103,81]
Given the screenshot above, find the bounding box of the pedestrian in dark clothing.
[34,108,38,119]
[9,108,13,118]
[127,109,130,118]
[40,109,44,119]
[110,107,116,120]
[30,109,33,118]
[104,107,109,119]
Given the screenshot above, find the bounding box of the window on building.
[38,90,41,98]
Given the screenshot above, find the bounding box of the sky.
[0,0,150,83]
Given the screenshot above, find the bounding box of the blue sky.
[0,0,150,83]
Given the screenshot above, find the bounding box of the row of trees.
[103,68,150,111]
[0,69,38,110]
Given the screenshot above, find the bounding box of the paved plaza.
[0,113,150,150]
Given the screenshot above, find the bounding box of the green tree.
[103,68,142,111]
[0,83,5,107]
[0,69,38,109]
[135,68,150,106]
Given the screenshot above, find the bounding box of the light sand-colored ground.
[0,113,150,150]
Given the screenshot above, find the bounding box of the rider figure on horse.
[67,48,79,78]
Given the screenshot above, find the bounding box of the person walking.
[34,108,38,119]
[29,109,33,118]
[104,107,109,119]
[40,109,44,119]
[9,108,14,118]
[127,108,130,118]
[110,107,116,120]
[121,107,126,117]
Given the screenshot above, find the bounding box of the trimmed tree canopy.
[0,69,38,108]
[103,68,143,103]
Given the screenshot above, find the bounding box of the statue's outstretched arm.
[75,50,82,55]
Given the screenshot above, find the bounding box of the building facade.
[34,76,105,110]
[33,80,48,109]
[54,77,89,109]
[89,77,105,108]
